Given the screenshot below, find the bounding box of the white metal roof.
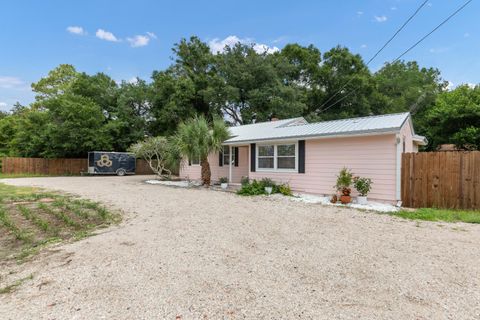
[225,112,417,144]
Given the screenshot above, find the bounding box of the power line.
[317,0,429,111]
[319,0,473,113]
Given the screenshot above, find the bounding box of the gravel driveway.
[1,176,479,319]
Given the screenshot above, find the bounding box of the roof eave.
[223,128,401,145]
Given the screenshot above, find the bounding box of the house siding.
[179,146,249,183]
[249,134,398,203]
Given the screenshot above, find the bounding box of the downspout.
[395,134,402,206]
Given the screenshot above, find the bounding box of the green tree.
[422,85,480,150]
[175,115,230,185]
[31,64,79,102]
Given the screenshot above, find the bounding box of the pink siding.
[400,119,415,153]
[249,134,398,203]
[179,146,249,183]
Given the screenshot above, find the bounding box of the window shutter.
[219,150,223,167]
[298,140,305,173]
[234,147,239,167]
[250,143,256,172]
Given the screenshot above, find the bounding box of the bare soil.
[1,175,479,320]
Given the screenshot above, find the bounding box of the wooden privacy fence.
[401,151,480,209]
[1,157,155,175]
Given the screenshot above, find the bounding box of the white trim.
[256,141,298,173]
[395,134,402,201]
[228,145,232,183]
[223,130,400,145]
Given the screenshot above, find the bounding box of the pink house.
[179,112,427,204]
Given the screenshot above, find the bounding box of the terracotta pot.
[330,195,338,203]
[342,187,351,196]
[340,195,351,204]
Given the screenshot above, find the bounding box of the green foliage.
[420,85,480,150]
[129,136,180,178]
[240,176,250,186]
[335,167,353,191]
[0,37,476,158]
[219,177,228,183]
[175,115,230,185]
[237,179,292,196]
[394,208,480,224]
[353,176,373,196]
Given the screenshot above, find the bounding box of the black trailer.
[87,151,136,176]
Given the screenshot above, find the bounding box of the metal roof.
[225,112,416,144]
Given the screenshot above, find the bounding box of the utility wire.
[319,0,473,113]
[317,0,429,111]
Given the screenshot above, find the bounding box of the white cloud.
[446,81,455,90]
[128,77,139,84]
[208,35,279,54]
[146,32,157,39]
[357,11,364,16]
[0,102,7,108]
[126,32,157,47]
[360,44,367,48]
[374,15,388,22]
[390,6,397,11]
[127,35,150,47]
[429,47,449,54]
[66,26,86,35]
[96,29,119,42]
[0,76,23,89]
[464,32,470,38]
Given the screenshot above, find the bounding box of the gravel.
[1,175,479,319]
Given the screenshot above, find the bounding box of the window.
[258,145,274,169]
[222,146,235,166]
[257,143,297,171]
[190,155,200,165]
[277,144,296,169]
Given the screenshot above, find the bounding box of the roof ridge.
[300,112,410,127]
[229,117,305,128]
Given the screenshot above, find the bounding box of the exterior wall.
[248,134,398,203]
[400,120,415,153]
[179,146,249,183]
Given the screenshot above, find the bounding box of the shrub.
[240,176,249,186]
[219,177,228,183]
[237,179,265,196]
[353,176,372,196]
[335,167,353,192]
[277,184,293,196]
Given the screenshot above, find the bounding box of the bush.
[240,176,249,186]
[237,179,265,196]
[219,177,228,183]
[237,179,293,197]
[353,176,372,196]
[335,167,353,192]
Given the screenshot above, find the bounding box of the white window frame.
[222,146,235,166]
[256,141,298,172]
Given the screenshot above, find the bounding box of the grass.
[0,182,120,264]
[0,173,50,179]
[394,208,480,224]
[0,274,33,294]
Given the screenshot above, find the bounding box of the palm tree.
[175,115,230,186]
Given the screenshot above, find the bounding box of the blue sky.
[0,0,478,111]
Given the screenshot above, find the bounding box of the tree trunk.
[201,159,211,186]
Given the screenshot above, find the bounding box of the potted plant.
[353,176,372,205]
[335,167,353,204]
[261,178,275,195]
[219,177,228,190]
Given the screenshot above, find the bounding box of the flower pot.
[357,196,368,205]
[265,186,273,195]
[330,195,338,203]
[340,195,351,204]
[221,183,228,190]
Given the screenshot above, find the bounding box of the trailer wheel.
[116,169,126,176]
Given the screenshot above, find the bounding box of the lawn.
[394,207,480,224]
[0,183,119,264]
[0,173,50,179]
